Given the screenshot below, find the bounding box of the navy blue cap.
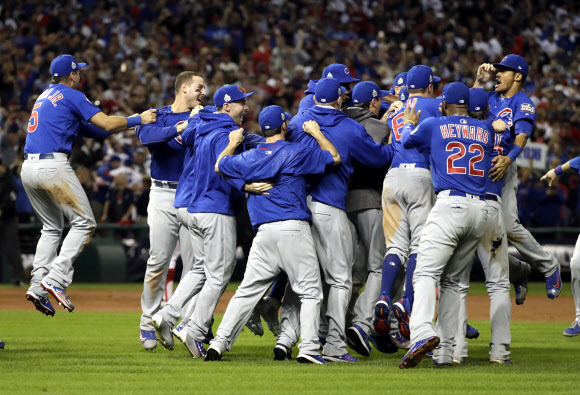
[284,112,292,122]
[493,54,528,76]
[304,80,318,94]
[399,86,409,101]
[214,85,254,107]
[110,155,121,163]
[352,81,390,104]
[442,82,470,105]
[259,106,287,130]
[315,78,344,103]
[468,88,489,112]
[407,65,441,89]
[50,54,87,77]
[321,64,360,83]
[393,72,407,88]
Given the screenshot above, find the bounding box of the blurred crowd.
[0,0,580,228]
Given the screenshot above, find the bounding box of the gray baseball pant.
[453,260,472,361]
[211,220,322,355]
[409,191,488,364]
[21,153,96,294]
[570,235,580,322]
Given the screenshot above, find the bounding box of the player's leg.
[278,282,301,355]
[140,188,180,333]
[309,200,354,360]
[255,272,287,336]
[164,241,180,303]
[508,254,531,305]
[346,218,365,329]
[564,235,580,336]
[452,259,472,363]
[502,163,561,296]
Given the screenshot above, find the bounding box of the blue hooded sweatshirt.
[287,105,394,210]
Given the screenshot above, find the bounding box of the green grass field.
[1,283,579,394]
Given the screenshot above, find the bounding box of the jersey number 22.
[446,142,484,177]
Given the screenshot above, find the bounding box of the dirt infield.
[0,288,573,322]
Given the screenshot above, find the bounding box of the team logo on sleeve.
[520,103,535,114]
[175,135,183,144]
[497,108,514,127]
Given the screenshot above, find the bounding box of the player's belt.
[392,162,430,170]
[153,180,178,189]
[448,190,484,201]
[24,153,55,160]
[485,193,499,202]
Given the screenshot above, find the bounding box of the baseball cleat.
[453,358,465,364]
[490,358,514,364]
[346,325,371,357]
[152,313,175,350]
[172,322,188,344]
[391,331,410,350]
[392,298,411,340]
[184,333,206,358]
[369,334,398,354]
[399,336,440,369]
[545,265,562,299]
[245,309,264,336]
[322,353,358,362]
[433,360,452,367]
[297,354,327,364]
[204,346,222,362]
[465,324,480,339]
[514,262,531,305]
[563,321,580,337]
[256,296,281,336]
[273,344,292,361]
[26,290,55,317]
[373,292,391,335]
[40,280,74,312]
[139,330,157,350]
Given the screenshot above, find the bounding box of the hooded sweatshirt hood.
[343,106,376,123]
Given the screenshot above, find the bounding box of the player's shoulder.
[157,105,173,114]
[514,92,535,113]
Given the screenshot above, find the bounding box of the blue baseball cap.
[407,65,441,89]
[284,112,292,122]
[321,64,360,83]
[50,54,87,77]
[394,72,407,88]
[213,85,254,107]
[493,54,528,76]
[442,82,469,105]
[259,106,287,130]
[304,80,318,94]
[399,86,409,101]
[352,81,390,104]
[468,88,489,112]
[315,78,345,104]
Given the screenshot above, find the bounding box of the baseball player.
[375,65,442,340]
[541,158,580,337]
[398,82,494,369]
[298,80,318,114]
[23,54,156,315]
[453,88,512,364]
[279,78,394,362]
[136,71,205,350]
[205,107,340,364]
[474,54,562,298]
[342,81,396,356]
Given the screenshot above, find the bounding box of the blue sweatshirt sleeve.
[78,121,110,139]
[401,118,432,151]
[137,123,180,146]
[351,124,394,168]
[213,132,246,191]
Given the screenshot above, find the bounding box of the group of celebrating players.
[21,51,580,368]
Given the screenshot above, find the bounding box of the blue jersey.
[137,105,189,182]
[487,91,536,143]
[401,115,495,196]
[25,84,101,155]
[386,96,441,168]
[219,140,334,230]
[287,105,393,210]
[570,157,580,173]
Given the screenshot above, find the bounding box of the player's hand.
[302,120,321,136]
[489,155,511,182]
[176,120,188,134]
[190,105,203,118]
[476,63,495,84]
[403,106,421,125]
[244,181,273,195]
[540,169,558,187]
[229,128,245,145]
[140,109,157,125]
[390,101,404,113]
[492,119,507,133]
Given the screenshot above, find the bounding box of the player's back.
[387,96,441,167]
[420,116,495,196]
[25,84,100,155]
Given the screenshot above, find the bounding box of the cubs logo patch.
[497,108,514,127]
[175,135,182,144]
[344,67,349,74]
[520,103,535,114]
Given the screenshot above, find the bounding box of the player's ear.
[514,72,523,83]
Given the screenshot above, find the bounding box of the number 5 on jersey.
[446,142,484,176]
[28,103,41,133]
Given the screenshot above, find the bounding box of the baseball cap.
[394,72,407,88]
[442,82,470,105]
[284,112,292,122]
[258,106,287,130]
[50,54,87,77]
[468,88,489,112]
[407,65,441,89]
[315,78,344,104]
[321,64,360,83]
[213,85,254,107]
[399,86,409,102]
[304,80,318,94]
[110,155,121,163]
[493,54,528,76]
[352,81,390,104]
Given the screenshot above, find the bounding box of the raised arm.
[215,128,245,174]
[302,120,340,165]
[473,63,495,89]
[89,108,157,133]
[541,157,580,187]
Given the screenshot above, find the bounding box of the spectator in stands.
[0,159,24,286]
[101,173,136,225]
